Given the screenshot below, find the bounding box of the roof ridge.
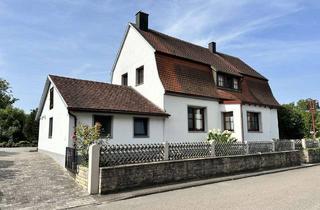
[130,23,212,53]
[49,74,130,89]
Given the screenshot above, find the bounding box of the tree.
[278,103,305,139]
[0,78,17,109]
[0,107,26,143]
[23,108,39,144]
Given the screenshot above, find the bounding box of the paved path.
[94,165,320,210]
[0,148,97,209]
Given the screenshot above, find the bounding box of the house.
[36,11,279,166]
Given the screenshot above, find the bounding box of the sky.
[0,0,319,112]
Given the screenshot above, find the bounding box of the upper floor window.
[49,87,54,109]
[122,73,128,86]
[223,112,234,131]
[217,73,240,90]
[93,115,112,137]
[247,112,261,132]
[136,66,144,85]
[48,117,53,138]
[134,117,149,137]
[188,107,205,132]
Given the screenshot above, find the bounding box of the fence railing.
[99,139,319,167]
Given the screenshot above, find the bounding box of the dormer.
[216,72,241,91]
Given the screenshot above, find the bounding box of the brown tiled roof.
[131,24,279,107]
[49,75,169,116]
[155,53,219,99]
[131,24,242,77]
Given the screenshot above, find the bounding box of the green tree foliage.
[0,78,17,109]
[278,99,320,139]
[278,104,305,139]
[23,108,39,145]
[0,107,26,143]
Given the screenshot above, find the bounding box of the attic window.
[122,73,128,86]
[49,87,54,109]
[217,73,239,90]
[136,66,144,86]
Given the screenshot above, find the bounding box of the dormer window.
[217,73,240,90]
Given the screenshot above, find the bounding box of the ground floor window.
[134,117,149,137]
[93,115,112,137]
[188,107,205,131]
[247,112,260,132]
[48,117,53,138]
[223,112,234,131]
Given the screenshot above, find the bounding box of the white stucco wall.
[219,104,243,141]
[111,25,165,109]
[74,112,165,144]
[163,94,221,142]
[242,105,279,141]
[38,82,71,163]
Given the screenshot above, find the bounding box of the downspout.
[68,111,77,148]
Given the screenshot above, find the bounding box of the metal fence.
[99,139,320,167]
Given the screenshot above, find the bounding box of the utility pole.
[308,99,318,140]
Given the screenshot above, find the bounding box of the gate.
[65,147,77,173]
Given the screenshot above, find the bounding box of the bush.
[74,123,109,166]
[207,129,237,143]
[16,141,30,147]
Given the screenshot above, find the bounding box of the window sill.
[247,131,263,133]
[134,135,149,138]
[188,130,206,133]
[135,82,144,87]
[217,86,240,92]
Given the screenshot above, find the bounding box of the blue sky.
[0,0,319,112]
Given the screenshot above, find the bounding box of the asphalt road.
[100,166,320,210]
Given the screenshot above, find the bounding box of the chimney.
[136,11,149,31]
[208,42,216,53]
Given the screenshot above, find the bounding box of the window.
[247,112,260,132]
[48,117,53,138]
[49,87,54,109]
[134,117,149,137]
[223,112,234,131]
[121,73,128,86]
[217,73,239,90]
[233,78,238,90]
[218,75,224,87]
[188,107,205,131]
[136,66,144,85]
[93,115,112,137]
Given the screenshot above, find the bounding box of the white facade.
[74,112,165,144]
[242,105,279,141]
[163,94,221,142]
[112,25,165,109]
[38,81,72,166]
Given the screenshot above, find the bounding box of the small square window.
[49,87,54,109]
[136,66,144,85]
[188,107,205,131]
[247,112,260,132]
[121,73,128,86]
[48,117,53,138]
[93,115,112,137]
[134,117,149,137]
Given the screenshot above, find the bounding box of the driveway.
[0,148,97,209]
[92,165,320,210]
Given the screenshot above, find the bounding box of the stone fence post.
[301,139,307,150]
[163,142,169,161]
[210,142,215,157]
[290,140,296,150]
[88,144,100,195]
[272,141,276,152]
